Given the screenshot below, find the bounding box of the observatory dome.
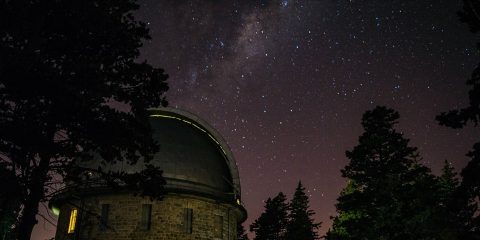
[78,108,241,202]
[146,108,241,201]
[51,108,246,240]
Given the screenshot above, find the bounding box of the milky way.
[34,0,480,238]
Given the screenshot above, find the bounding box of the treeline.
[239,1,480,239]
[242,105,478,240]
[326,106,477,240]
[247,182,320,240]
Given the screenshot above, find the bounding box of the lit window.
[213,215,223,239]
[183,208,193,233]
[141,204,152,230]
[67,208,78,234]
[100,204,110,231]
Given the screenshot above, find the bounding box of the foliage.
[0,0,168,239]
[436,1,480,238]
[0,166,21,240]
[285,181,320,240]
[458,0,480,46]
[326,106,452,240]
[237,223,249,240]
[250,184,320,240]
[434,161,477,240]
[250,192,289,240]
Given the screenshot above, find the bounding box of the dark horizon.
[33,0,479,239]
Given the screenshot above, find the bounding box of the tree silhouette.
[237,223,249,240]
[0,166,22,240]
[285,181,320,240]
[0,0,168,239]
[433,161,474,240]
[250,192,289,240]
[326,106,445,240]
[436,1,480,238]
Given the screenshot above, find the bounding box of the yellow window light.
[67,208,78,234]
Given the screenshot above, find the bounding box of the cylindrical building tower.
[51,108,247,240]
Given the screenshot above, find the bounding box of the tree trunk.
[0,199,21,239]
[16,194,41,240]
[16,156,50,240]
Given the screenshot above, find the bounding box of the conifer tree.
[436,1,480,238]
[326,106,440,240]
[285,181,320,240]
[434,161,467,240]
[0,0,169,239]
[438,161,459,199]
[250,192,289,240]
[237,223,249,240]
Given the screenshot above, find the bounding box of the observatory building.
[51,108,247,240]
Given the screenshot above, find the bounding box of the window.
[67,208,78,234]
[213,215,223,239]
[100,204,110,231]
[141,204,152,230]
[183,208,193,233]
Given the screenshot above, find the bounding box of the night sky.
[34,0,480,239]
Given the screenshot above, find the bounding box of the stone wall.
[55,193,243,240]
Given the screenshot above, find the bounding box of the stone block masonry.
[55,193,241,240]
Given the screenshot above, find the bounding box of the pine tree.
[434,161,466,240]
[436,2,480,238]
[438,160,460,207]
[285,181,320,240]
[237,223,249,240]
[0,0,168,239]
[250,192,289,240]
[326,106,440,240]
[460,144,480,239]
[0,166,21,240]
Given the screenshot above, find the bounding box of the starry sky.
[33,0,480,238]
